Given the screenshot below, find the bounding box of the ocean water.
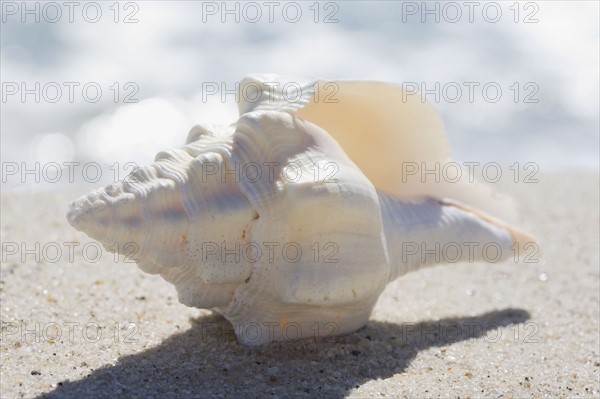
[1,1,598,191]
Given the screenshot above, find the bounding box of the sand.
[1,172,598,398]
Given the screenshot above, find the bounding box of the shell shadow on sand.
[37,308,529,398]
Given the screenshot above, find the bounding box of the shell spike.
[379,192,537,282]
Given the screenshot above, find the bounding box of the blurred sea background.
[1,0,598,191]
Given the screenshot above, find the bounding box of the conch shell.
[67,74,534,346]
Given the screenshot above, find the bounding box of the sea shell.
[67,74,534,346]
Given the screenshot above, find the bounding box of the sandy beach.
[1,172,598,398]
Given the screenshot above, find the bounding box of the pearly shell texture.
[67,74,534,346]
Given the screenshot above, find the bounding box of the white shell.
[67,75,534,345]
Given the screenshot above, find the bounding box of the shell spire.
[67,74,536,346]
